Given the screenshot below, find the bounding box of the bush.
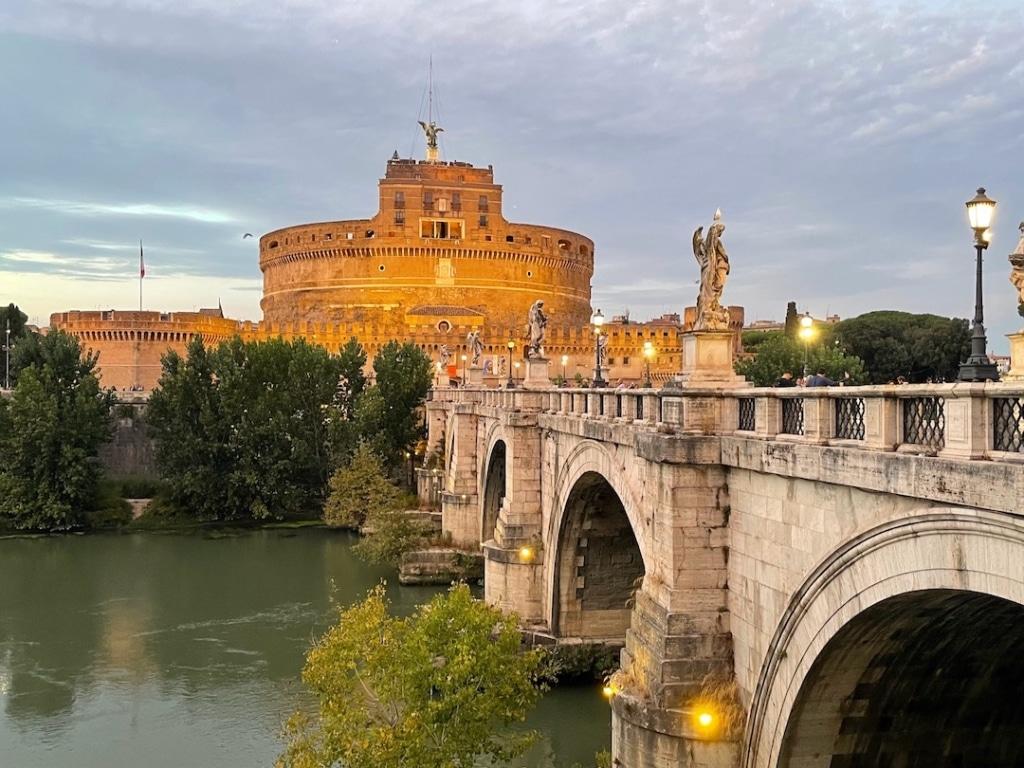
[324,444,404,529]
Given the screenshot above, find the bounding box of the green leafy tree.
[741,329,780,353]
[323,444,404,529]
[336,337,367,419]
[353,506,432,566]
[279,584,545,768]
[0,331,113,530]
[1,303,29,385]
[735,332,866,386]
[325,337,368,467]
[358,341,433,468]
[147,336,345,521]
[0,303,28,339]
[832,311,971,383]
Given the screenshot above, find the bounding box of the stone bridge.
[425,382,1024,767]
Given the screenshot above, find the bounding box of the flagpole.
[139,240,144,311]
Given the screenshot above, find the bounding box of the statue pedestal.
[523,357,551,389]
[1007,332,1024,381]
[674,330,745,389]
[467,365,484,386]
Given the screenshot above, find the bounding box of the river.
[0,528,610,767]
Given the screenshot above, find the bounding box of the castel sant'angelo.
[51,123,742,390]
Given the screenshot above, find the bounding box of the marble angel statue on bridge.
[692,208,731,331]
[466,330,484,366]
[526,300,548,359]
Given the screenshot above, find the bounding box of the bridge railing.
[429,381,1024,461]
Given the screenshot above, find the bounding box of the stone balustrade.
[429,382,1024,461]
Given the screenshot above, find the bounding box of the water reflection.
[0,529,609,767]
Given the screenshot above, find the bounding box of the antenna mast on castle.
[418,55,443,163]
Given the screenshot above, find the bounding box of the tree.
[147,336,345,521]
[353,506,432,566]
[336,337,367,420]
[832,311,971,383]
[734,332,866,386]
[0,331,113,530]
[279,584,545,768]
[323,444,404,529]
[0,303,28,340]
[358,341,433,468]
[783,301,799,339]
[740,329,779,353]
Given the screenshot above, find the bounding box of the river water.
[0,528,610,767]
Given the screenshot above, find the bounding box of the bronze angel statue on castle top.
[692,208,731,331]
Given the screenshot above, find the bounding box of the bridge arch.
[545,440,650,639]
[744,509,1024,768]
[480,439,507,545]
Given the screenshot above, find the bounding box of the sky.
[1,0,1023,348]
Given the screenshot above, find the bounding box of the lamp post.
[460,353,467,384]
[506,339,516,389]
[642,340,654,388]
[591,308,606,388]
[798,313,814,378]
[4,318,9,391]
[560,354,569,383]
[959,187,1000,382]
[513,361,521,383]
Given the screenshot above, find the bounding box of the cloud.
[0,0,1022,348]
[3,197,237,224]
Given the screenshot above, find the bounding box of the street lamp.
[506,339,516,389]
[561,354,569,383]
[798,313,815,378]
[959,187,1000,382]
[591,308,606,388]
[3,318,9,391]
[642,340,654,388]
[460,353,467,384]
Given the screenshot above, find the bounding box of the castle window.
[420,218,463,239]
[378,264,386,272]
[478,195,489,212]
[269,240,279,249]
[437,320,452,333]
[527,270,533,278]
[347,232,354,240]
[579,244,588,256]
[623,356,631,365]
[479,214,488,228]
[395,191,405,209]
[557,239,570,250]
[451,192,461,212]
[423,191,434,211]
[506,235,514,243]
[324,233,332,240]
[394,210,405,225]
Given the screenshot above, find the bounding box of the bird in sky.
[242,233,254,239]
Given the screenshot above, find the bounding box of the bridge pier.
[483,416,546,624]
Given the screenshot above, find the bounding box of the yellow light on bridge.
[519,545,534,562]
[695,709,715,730]
[602,683,615,699]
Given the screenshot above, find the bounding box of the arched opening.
[781,589,1024,767]
[554,471,642,640]
[481,441,506,544]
